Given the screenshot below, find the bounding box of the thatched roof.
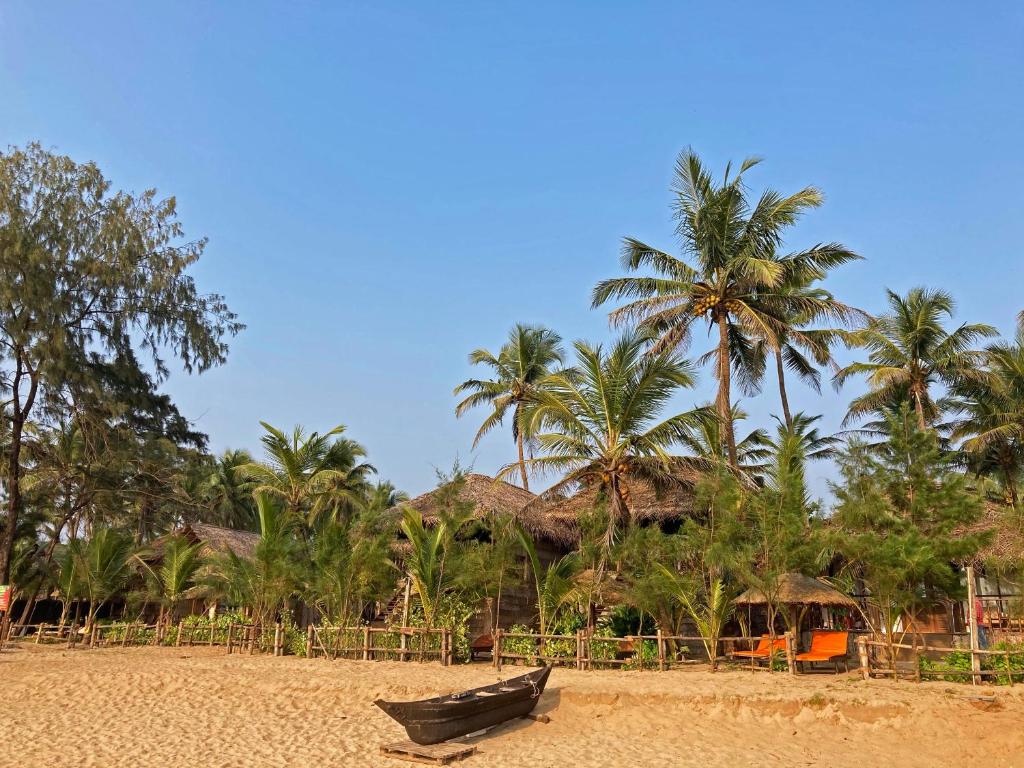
[958,502,1024,570]
[734,573,857,607]
[178,523,260,560]
[523,476,699,548]
[392,473,569,547]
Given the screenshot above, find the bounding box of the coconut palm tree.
[204,449,256,530]
[515,524,578,636]
[454,324,564,491]
[134,535,203,628]
[675,404,772,472]
[950,314,1024,506]
[758,274,863,429]
[366,480,408,512]
[592,149,861,468]
[513,331,703,549]
[76,527,134,629]
[240,422,375,528]
[206,493,301,626]
[835,288,997,430]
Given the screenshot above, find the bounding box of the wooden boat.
[374,666,551,745]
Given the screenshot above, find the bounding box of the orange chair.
[794,630,849,672]
[469,634,493,660]
[732,634,787,660]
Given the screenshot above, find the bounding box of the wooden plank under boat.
[374,666,551,745]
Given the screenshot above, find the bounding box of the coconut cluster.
[692,295,742,316]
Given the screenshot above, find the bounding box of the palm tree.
[675,404,772,472]
[77,527,134,629]
[836,288,996,430]
[454,324,564,490]
[240,422,375,528]
[204,449,256,530]
[513,331,702,549]
[366,480,408,512]
[206,493,301,626]
[758,274,863,429]
[134,535,203,629]
[593,149,860,467]
[951,314,1024,506]
[515,524,578,636]
[399,507,448,629]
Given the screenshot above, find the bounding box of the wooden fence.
[491,629,799,673]
[856,636,1024,685]
[304,625,451,665]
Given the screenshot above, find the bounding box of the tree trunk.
[516,431,529,492]
[715,313,738,468]
[0,356,39,584]
[775,347,793,430]
[1004,465,1019,509]
[913,389,927,430]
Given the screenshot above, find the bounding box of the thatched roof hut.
[176,522,260,560]
[522,476,699,548]
[393,473,568,547]
[957,502,1024,570]
[734,573,857,607]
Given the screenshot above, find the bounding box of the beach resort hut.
[522,475,700,548]
[149,523,261,619]
[386,473,570,637]
[957,503,1024,639]
[734,573,859,643]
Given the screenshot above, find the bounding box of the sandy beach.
[3,645,1023,767]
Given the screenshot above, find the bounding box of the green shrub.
[918,643,1024,685]
[624,639,659,670]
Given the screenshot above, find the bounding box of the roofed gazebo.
[734,573,858,636]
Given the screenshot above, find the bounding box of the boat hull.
[375,666,551,745]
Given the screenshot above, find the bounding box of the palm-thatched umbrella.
[734,573,857,636]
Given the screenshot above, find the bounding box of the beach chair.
[794,630,849,673]
[469,633,493,660]
[731,634,786,661]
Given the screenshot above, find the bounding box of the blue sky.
[2,3,1022,501]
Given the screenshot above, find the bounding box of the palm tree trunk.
[775,347,793,430]
[913,390,927,430]
[716,313,738,468]
[516,432,529,492]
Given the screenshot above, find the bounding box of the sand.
[2,644,1023,767]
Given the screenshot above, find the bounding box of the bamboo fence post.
[967,565,981,686]
[89,623,97,648]
[305,624,313,659]
[785,631,796,675]
[362,625,371,661]
[274,622,283,656]
[912,637,921,683]
[576,630,583,671]
[227,623,234,654]
[36,623,45,644]
[66,621,75,649]
[121,624,130,648]
[175,621,183,648]
[210,623,215,647]
[494,629,503,672]
[857,636,870,680]
[657,630,665,672]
